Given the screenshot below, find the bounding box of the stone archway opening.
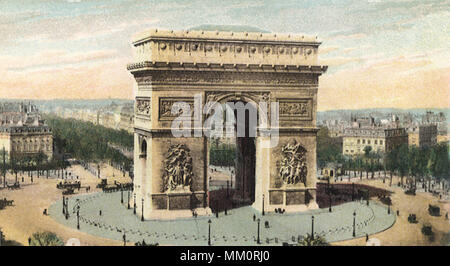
[207,100,258,212]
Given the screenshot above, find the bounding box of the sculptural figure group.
[163,144,193,192]
[279,140,307,186]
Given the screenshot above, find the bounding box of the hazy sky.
[0,0,449,111]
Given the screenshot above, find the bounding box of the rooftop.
[132,28,320,45]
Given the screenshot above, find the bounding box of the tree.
[316,127,342,168]
[397,144,410,186]
[29,232,64,246]
[387,148,398,186]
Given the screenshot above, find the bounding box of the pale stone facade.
[127,29,327,218]
[342,127,408,156]
[0,102,53,162]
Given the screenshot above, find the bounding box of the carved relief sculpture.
[278,140,307,186]
[280,101,308,115]
[136,98,151,117]
[162,144,193,192]
[159,98,194,119]
[278,99,312,120]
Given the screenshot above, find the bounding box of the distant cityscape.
[0,99,447,165]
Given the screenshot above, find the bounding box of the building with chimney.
[0,102,53,162]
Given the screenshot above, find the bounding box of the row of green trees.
[44,115,133,172]
[1,149,70,185]
[317,127,449,188]
[343,143,449,187]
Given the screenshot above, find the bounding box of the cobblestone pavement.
[49,191,396,246]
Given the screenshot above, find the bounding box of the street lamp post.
[257,218,261,244]
[77,206,80,230]
[352,211,356,237]
[141,198,144,221]
[127,190,130,209]
[311,216,315,240]
[208,219,212,246]
[133,193,136,214]
[328,184,332,212]
[121,188,124,204]
[262,194,265,216]
[62,196,65,214]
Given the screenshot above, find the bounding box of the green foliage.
[386,142,449,181]
[29,231,64,246]
[43,115,133,171]
[209,143,236,166]
[363,145,372,156]
[297,234,330,246]
[317,127,343,168]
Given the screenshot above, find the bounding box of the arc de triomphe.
[127,29,327,219]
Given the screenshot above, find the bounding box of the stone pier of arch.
[127,29,327,219]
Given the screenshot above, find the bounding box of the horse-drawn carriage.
[119,182,133,191]
[408,213,418,223]
[428,204,440,216]
[57,181,81,190]
[62,188,75,195]
[101,181,132,193]
[404,187,416,195]
[0,198,14,209]
[102,184,120,193]
[96,179,108,189]
[7,182,20,190]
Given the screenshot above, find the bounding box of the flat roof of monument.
[132,28,320,45]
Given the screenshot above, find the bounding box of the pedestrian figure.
[99,210,102,216]
[28,237,31,246]
[446,212,448,220]
[397,210,400,216]
[253,214,256,221]
[366,234,369,242]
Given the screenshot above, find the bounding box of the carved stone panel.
[135,97,151,120]
[278,98,313,121]
[162,144,193,192]
[158,97,194,120]
[278,139,307,186]
[205,91,270,104]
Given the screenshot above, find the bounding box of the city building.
[409,124,438,148]
[418,125,437,148]
[421,111,446,135]
[0,102,53,162]
[118,104,134,133]
[342,127,408,156]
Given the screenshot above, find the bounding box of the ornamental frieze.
[159,97,194,120]
[151,40,317,58]
[278,98,312,120]
[205,91,270,104]
[136,71,317,86]
[135,97,151,118]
